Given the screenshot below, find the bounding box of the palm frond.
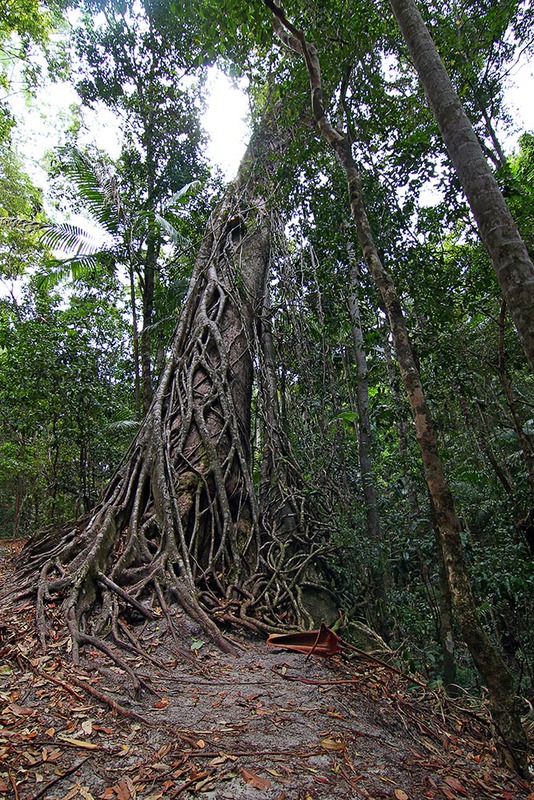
[59,146,121,236]
[39,222,103,255]
[34,251,115,291]
[106,419,142,431]
[168,180,202,206]
[155,212,191,248]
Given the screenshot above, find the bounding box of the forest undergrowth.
[1,540,532,800]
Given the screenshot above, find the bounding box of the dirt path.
[0,541,531,800]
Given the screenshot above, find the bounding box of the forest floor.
[0,540,532,800]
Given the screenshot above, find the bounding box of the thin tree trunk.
[389,0,534,371]
[458,393,514,497]
[498,301,534,493]
[264,0,529,775]
[140,232,159,415]
[128,264,142,419]
[346,251,389,636]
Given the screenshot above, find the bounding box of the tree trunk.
[128,263,142,419]
[264,0,529,775]
[140,231,159,416]
[497,302,534,494]
[346,252,389,637]
[19,105,299,667]
[389,0,534,371]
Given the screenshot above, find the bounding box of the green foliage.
[507,132,534,252]
[0,148,46,278]
[0,0,65,143]
[0,284,135,537]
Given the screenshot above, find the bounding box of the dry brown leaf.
[208,756,227,766]
[152,698,169,709]
[394,790,409,800]
[114,778,133,800]
[57,736,99,750]
[443,776,468,796]
[240,767,272,790]
[320,736,344,752]
[93,724,113,734]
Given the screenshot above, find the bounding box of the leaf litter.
[0,540,531,800]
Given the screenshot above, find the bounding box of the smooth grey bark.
[389,0,534,372]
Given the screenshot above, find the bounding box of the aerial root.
[97,571,156,620]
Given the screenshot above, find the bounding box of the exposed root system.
[15,107,333,677]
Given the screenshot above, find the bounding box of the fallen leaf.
[195,739,206,748]
[81,720,93,735]
[443,776,468,796]
[153,698,169,709]
[240,767,272,790]
[114,778,133,800]
[57,735,99,750]
[320,736,345,752]
[395,790,409,800]
[208,756,227,766]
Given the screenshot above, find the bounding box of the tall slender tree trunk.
[346,251,389,636]
[140,232,159,416]
[128,264,142,419]
[264,0,529,775]
[457,393,514,497]
[389,0,534,371]
[497,302,534,494]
